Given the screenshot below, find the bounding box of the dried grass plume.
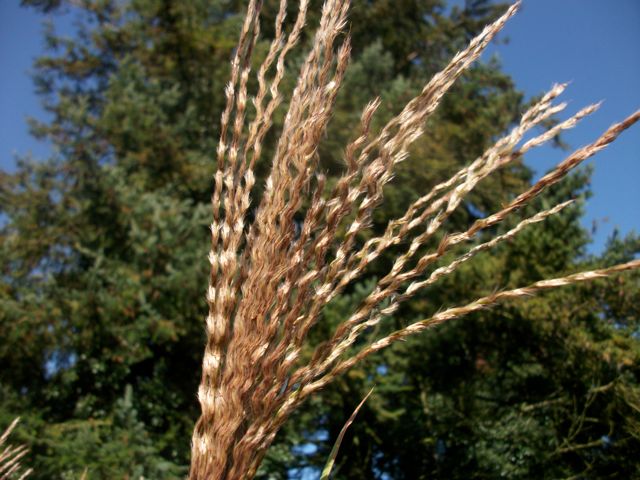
[188,1,640,478]
[0,418,32,480]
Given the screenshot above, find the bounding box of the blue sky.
[482,0,640,254]
[1,0,638,254]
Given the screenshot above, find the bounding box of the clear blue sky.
[1,0,638,254]
[482,0,640,254]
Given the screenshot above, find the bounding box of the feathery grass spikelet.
[188,1,640,478]
[0,418,32,480]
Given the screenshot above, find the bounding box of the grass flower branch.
[188,1,640,477]
[0,419,31,480]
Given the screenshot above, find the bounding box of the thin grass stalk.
[320,388,374,480]
[0,419,31,480]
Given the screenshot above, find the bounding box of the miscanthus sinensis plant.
[189,1,640,478]
[0,419,31,480]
